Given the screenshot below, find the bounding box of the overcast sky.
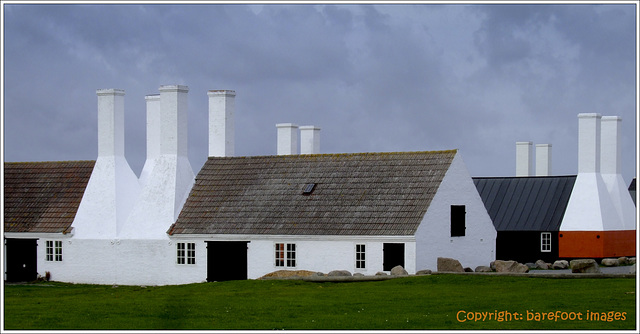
[2,2,637,184]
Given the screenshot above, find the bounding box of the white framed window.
[177,242,196,264]
[541,232,551,252]
[45,240,62,262]
[275,243,296,267]
[356,244,366,269]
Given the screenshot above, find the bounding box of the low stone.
[375,271,388,276]
[416,269,432,275]
[437,257,464,273]
[570,259,601,273]
[391,265,408,276]
[552,260,569,269]
[494,260,529,273]
[628,257,636,265]
[535,260,550,270]
[315,272,325,276]
[618,257,628,265]
[601,258,620,267]
[474,266,492,272]
[353,273,365,277]
[490,261,496,271]
[328,270,352,277]
[464,267,473,272]
[525,262,537,269]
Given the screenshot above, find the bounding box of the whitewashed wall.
[414,153,497,271]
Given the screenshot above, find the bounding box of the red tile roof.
[4,161,95,233]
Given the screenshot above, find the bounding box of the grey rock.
[601,258,620,267]
[390,265,408,276]
[437,257,464,273]
[328,270,352,277]
[552,260,569,269]
[415,269,432,275]
[490,261,496,271]
[314,272,325,276]
[629,257,636,265]
[464,267,473,272]
[535,260,550,270]
[525,262,537,269]
[494,260,529,273]
[353,273,365,277]
[474,266,492,272]
[618,257,629,265]
[570,259,601,273]
[375,271,388,276]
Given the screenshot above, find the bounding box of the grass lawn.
[3,275,636,330]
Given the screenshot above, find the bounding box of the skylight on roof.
[302,183,316,195]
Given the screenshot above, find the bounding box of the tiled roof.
[473,175,576,232]
[4,161,95,233]
[170,150,457,236]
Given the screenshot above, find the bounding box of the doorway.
[5,238,38,282]
[383,243,405,271]
[206,241,248,281]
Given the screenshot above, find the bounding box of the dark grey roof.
[472,175,576,232]
[4,161,95,233]
[170,150,457,236]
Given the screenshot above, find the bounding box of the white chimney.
[72,89,140,238]
[208,90,236,157]
[577,113,601,173]
[96,89,126,157]
[600,116,636,230]
[159,85,189,157]
[277,123,299,155]
[535,144,552,176]
[516,141,533,176]
[300,125,321,154]
[139,94,160,186]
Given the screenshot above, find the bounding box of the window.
[275,243,296,267]
[541,232,551,252]
[45,240,62,262]
[356,244,366,269]
[302,183,316,195]
[177,242,196,264]
[451,205,466,237]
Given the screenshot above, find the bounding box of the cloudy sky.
[2,2,637,184]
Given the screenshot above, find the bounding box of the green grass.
[3,275,636,330]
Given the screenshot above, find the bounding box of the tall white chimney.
[300,125,320,154]
[139,94,160,186]
[577,113,601,173]
[120,85,195,239]
[516,141,533,176]
[535,144,552,176]
[72,89,140,238]
[600,116,636,230]
[277,123,299,155]
[208,90,236,157]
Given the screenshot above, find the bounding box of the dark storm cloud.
[2,3,636,185]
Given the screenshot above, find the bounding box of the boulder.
[464,267,473,272]
[415,269,432,275]
[494,260,529,273]
[353,273,364,277]
[628,257,636,265]
[328,270,352,277]
[437,257,464,273]
[618,257,629,265]
[570,259,601,273]
[601,258,620,267]
[552,260,569,269]
[535,260,550,270]
[474,266,492,272]
[391,265,408,276]
[525,262,537,269]
[490,261,496,271]
[375,271,388,276]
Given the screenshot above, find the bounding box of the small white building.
[3,85,497,285]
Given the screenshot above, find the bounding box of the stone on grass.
[552,260,569,269]
[416,269,432,275]
[474,266,492,272]
[628,257,636,265]
[353,273,364,277]
[525,262,537,269]
[328,270,352,277]
[535,260,550,270]
[375,271,388,276]
[618,257,628,265]
[437,257,464,273]
[570,259,600,273]
[600,258,620,267]
[464,267,473,272]
[391,265,408,276]
[494,260,529,273]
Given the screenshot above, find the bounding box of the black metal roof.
[472,175,576,232]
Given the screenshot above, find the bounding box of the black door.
[207,241,248,281]
[5,238,38,282]
[383,243,405,271]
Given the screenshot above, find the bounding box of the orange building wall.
[558,230,636,258]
